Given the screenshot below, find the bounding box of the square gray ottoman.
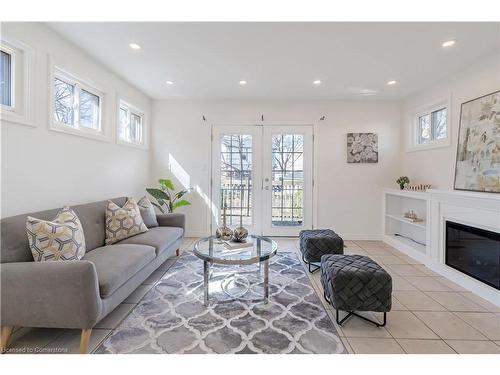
[320,254,392,327]
[299,229,343,273]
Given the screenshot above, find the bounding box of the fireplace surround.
[446,221,500,291]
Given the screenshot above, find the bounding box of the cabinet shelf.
[385,214,426,229]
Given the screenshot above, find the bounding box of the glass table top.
[193,235,277,264]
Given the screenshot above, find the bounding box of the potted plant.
[396,176,410,190]
[146,179,191,213]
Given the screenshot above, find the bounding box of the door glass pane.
[220,134,252,228]
[54,78,75,126]
[79,89,100,130]
[271,134,304,227]
[0,50,12,107]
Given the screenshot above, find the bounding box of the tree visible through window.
[53,71,102,133]
[417,107,447,146]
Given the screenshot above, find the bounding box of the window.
[118,100,144,146]
[410,100,449,151]
[0,37,34,126]
[52,68,104,136]
[0,49,13,107]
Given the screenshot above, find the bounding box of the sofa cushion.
[105,198,148,245]
[137,196,159,228]
[83,244,155,298]
[27,206,86,261]
[117,227,183,255]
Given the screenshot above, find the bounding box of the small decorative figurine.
[232,214,248,242]
[216,204,233,241]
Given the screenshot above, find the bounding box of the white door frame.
[210,123,316,237]
[211,125,263,235]
[261,125,314,236]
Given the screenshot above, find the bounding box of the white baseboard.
[340,233,382,241]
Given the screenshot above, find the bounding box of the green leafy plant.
[146,179,191,214]
[396,176,410,189]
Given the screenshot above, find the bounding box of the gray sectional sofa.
[0,197,185,353]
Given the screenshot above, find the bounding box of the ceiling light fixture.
[165,80,174,85]
[313,80,322,85]
[129,43,142,50]
[442,40,456,48]
[239,80,247,85]
[387,80,397,86]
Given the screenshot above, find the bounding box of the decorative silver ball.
[216,226,233,241]
[232,226,248,242]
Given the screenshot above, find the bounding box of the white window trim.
[116,97,148,150]
[407,96,451,152]
[0,37,35,127]
[48,61,110,142]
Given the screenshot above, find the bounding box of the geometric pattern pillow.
[105,197,148,245]
[137,195,159,228]
[26,206,86,261]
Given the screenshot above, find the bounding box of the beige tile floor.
[4,238,500,354]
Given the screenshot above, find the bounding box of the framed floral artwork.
[347,133,378,163]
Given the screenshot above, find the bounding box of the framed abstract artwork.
[347,133,378,163]
[454,90,500,193]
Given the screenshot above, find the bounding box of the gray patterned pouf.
[320,254,392,327]
[299,229,343,273]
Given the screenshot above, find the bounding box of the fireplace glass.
[446,221,500,290]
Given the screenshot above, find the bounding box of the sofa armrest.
[0,260,102,329]
[156,213,185,232]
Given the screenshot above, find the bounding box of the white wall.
[400,52,500,189]
[1,23,152,217]
[151,100,402,238]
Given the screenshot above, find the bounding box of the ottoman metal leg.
[324,291,387,327]
[301,253,320,274]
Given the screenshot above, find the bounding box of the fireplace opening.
[446,221,500,290]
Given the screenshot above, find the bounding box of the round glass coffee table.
[193,235,277,306]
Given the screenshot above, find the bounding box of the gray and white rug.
[96,251,346,354]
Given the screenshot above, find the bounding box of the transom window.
[118,101,144,145]
[0,48,13,108]
[52,68,103,134]
[411,100,449,150]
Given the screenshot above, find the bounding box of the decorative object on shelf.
[232,215,248,242]
[216,204,233,241]
[454,90,500,193]
[404,183,432,191]
[347,133,378,163]
[146,178,191,213]
[403,210,423,222]
[396,176,410,190]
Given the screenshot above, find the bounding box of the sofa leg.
[1,326,13,353]
[176,249,180,257]
[79,328,92,354]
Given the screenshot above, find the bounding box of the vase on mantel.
[216,205,233,241]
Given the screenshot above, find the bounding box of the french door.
[211,125,313,236]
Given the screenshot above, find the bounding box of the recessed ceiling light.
[239,80,247,85]
[313,80,322,85]
[129,43,142,50]
[387,80,397,86]
[165,80,174,85]
[442,40,456,48]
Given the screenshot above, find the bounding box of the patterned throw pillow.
[26,206,86,261]
[137,196,159,228]
[105,198,148,245]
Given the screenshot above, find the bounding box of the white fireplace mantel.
[383,188,500,306]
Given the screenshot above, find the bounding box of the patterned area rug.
[96,251,346,354]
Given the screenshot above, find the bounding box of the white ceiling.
[47,22,500,100]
